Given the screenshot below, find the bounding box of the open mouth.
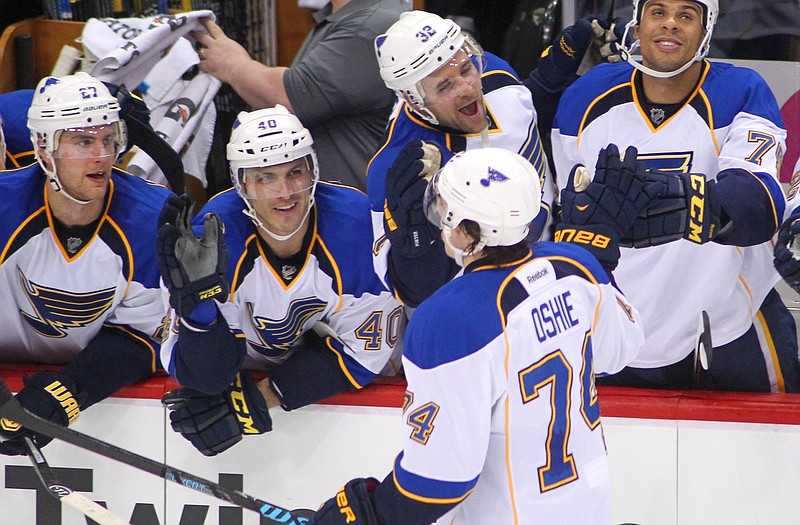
[85,171,107,183]
[459,100,479,117]
[654,38,681,50]
[274,202,297,213]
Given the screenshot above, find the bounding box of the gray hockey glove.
[311,478,381,525]
[384,141,441,258]
[774,213,800,294]
[0,371,85,455]
[156,193,229,318]
[162,372,272,456]
[620,170,723,247]
[555,144,666,270]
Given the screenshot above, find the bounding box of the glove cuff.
[227,372,272,435]
[554,223,621,270]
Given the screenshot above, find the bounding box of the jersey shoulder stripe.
[555,62,635,136]
[701,61,784,128]
[404,262,522,370]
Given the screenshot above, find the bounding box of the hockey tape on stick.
[0,379,314,524]
[24,437,132,525]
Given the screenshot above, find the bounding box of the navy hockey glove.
[774,214,800,294]
[556,144,666,270]
[620,170,723,247]
[0,372,85,456]
[531,15,621,94]
[384,141,440,258]
[162,372,272,456]
[311,478,381,525]
[157,193,229,318]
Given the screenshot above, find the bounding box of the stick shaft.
[0,378,310,524]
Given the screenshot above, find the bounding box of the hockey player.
[310,144,660,525]
[157,106,403,456]
[551,0,800,391]
[369,10,622,308]
[0,89,36,169]
[0,73,172,454]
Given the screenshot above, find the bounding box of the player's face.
[243,158,314,238]
[420,50,487,134]
[634,0,706,73]
[52,124,120,201]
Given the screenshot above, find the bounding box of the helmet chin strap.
[43,157,94,206]
[619,21,712,79]
[242,194,315,242]
[442,226,484,267]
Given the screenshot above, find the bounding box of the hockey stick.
[0,379,313,524]
[23,436,133,525]
[693,310,712,387]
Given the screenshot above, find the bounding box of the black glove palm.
[384,141,439,258]
[162,372,272,456]
[0,371,85,456]
[156,193,229,318]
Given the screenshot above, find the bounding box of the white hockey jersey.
[160,183,403,384]
[552,61,787,367]
[366,52,553,290]
[0,164,171,364]
[390,242,643,524]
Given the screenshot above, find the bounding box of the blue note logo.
[248,297,327,358]
[480,166,509,187]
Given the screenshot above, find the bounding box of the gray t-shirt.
[284,0,409,191]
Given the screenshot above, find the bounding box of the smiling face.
[418,50,487,134]
[49,124,122,203]
[634,0,706,74]
[242,157,315,240]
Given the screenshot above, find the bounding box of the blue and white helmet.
[424,148,541,252]
[618,0,719,78]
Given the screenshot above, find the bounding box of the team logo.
[480,166,509,187]
[18,268,116,338]
[248,297,327,358]
[650,107,666,126]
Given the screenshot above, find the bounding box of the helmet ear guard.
[424,148,542,252]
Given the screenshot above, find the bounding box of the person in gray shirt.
[191,1,410,191]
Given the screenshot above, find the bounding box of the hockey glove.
[311,478,381,525]
[532,15,616,94]
[157,193,229,318]
[774,214,800,294]
[620,170,723,247]
[0,372,85,456]
[384,141,441,258]
[162,372,272,456]
[555,144,666,270]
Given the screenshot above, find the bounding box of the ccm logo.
[687,174,707,243]
[199,286,223,300]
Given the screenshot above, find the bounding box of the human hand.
[192,18,253,84]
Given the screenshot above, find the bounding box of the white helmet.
[227,105,319,241]
[374,11,485,125]
[424,148,541,257]
[28,72,126,204]
[619,0,718,78]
